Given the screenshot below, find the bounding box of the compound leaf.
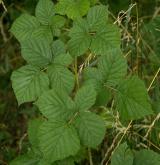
[68,6,120,56]
[11,65,49,105]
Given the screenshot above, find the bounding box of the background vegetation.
[0,0,160,164]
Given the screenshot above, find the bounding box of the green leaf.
[21,38,52,67]
[133,149,160,165]
[83,67,103,82]
[83,70,110,106]
[55,0,90,19]
[34,25,53,43]
[53,157,75,165]
[68,6,120,56]
[68,19,91,56]
[11,65,49,105]
[116,76,153,120]
[10,14,40,41]
[74,85,96,111]
[35,0,55,25]
[36,88,75,120]
[95,85,111,106]
[38,120,80,163]
[89,0,98,5]
[51,15,65,28]
[10,153,40,165]
[98,49,127,86]
[83,49,126,106]
[52,40,66,56]
[51,15,66,34]
[47,65,75,93]
[74,111,105,148]
[89,25,120,55]
[28,118,43,148]
[53,53,73,66]
[73,147,87,163]
[111,143,133,165]
[87,5,108,30]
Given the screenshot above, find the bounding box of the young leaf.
[11,65,49,105]
[38,120,80,163]
[116,76,153,120]
[55,0,90,19]
[36,89,75,120]
[10,14,40,42]
[98,49,127,86]
[133,149,160,165]
[47,65,75,93]
[74,111,106,148]
[74,85,97,111]
[111,143,133,165]
[21,38,52,67]
[35,0,55,25]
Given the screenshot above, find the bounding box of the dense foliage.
[0,0,160,165]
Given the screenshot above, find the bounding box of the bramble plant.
[10,0,160,165]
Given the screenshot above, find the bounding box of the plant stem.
[74,57,79,90]
[88,148,94,165]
